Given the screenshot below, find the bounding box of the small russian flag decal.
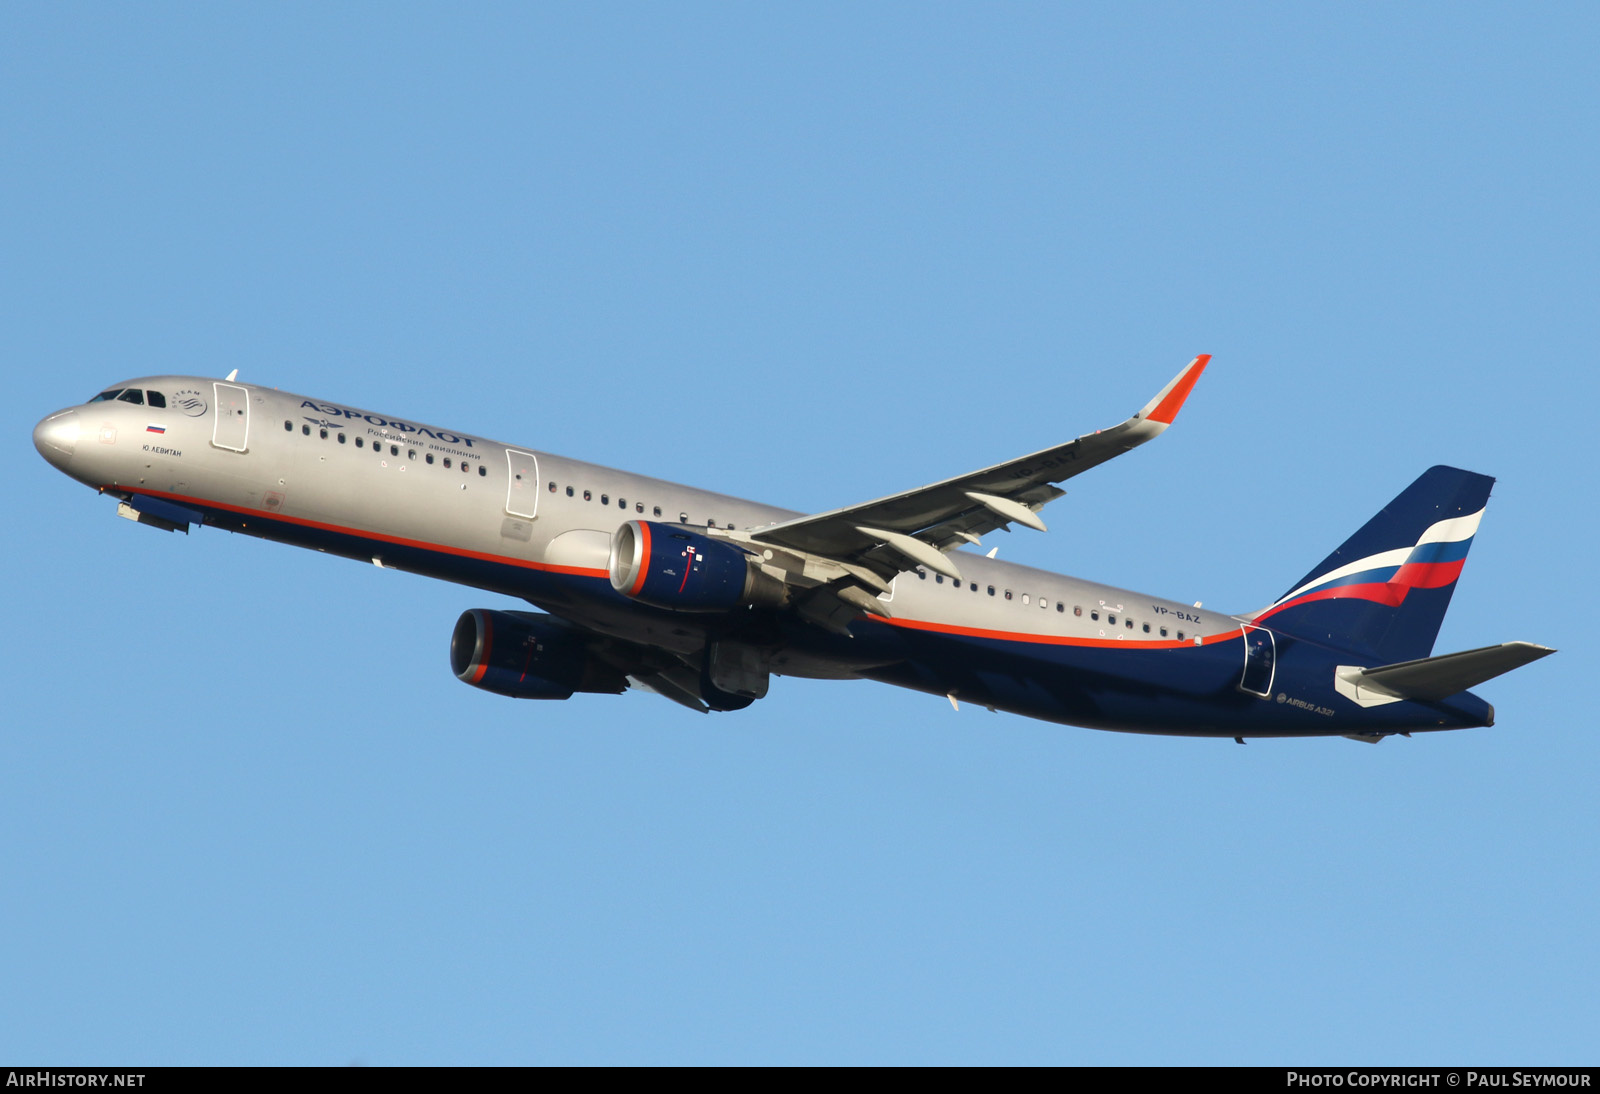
[146,425,166,434]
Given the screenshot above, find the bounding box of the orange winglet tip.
[1144,354,1210,425]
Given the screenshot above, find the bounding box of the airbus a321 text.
[34,356,1553,742]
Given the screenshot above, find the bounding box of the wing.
[750,355,1209,584]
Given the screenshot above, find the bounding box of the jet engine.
[608,520,786,612]
[450,609,628,700]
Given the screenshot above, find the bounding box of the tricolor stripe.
[1251,506,1483,622]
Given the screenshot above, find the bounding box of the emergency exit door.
[506,450,540,519]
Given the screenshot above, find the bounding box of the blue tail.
[1249,466,1494,662]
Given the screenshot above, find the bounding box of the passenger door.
[211,382,250,452]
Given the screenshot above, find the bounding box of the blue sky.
[3,3,1594,1064]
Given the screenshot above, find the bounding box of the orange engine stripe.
[469,612,491,685]
[628,521,651,597]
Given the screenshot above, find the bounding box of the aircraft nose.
[33,409,79,469]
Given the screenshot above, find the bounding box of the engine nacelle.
[608,520,786,613]
[450,609,628,700]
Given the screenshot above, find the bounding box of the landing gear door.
[211,382,250,452]
[1239,624,1276,698]
[506,450,540,519]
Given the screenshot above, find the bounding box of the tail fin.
[1248,466,1493,662]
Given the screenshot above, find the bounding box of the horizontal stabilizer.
[1338,642,1554,705]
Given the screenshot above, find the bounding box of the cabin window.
[390,445,399,456]
[301,424,311,436]
[618,497,626,509]
[284,420,293,432]
[566,485,573,496]
[146,391,167,409]
[1057,602,1065,613]
[1126,618,1134,629]
[636,502,644,513]
[1108,615,1116,626]
[320,428,328,440]
[935,575,944,584]
[1091,611,1099,621]
[548,481,557,492]
[1040,599,1048,609]
[987,585,995,596]
[1177,631,1185,641]
[444,458,452,469]
[1074,606,1082,616]
[355,437,364,448]
[409,450,417,460]
[1143,623,1150,633]
[680,512,688,522]
[478,465,487,477]
[970,583,978,592]
[338,433,346,444]
[583,489,591,501]
[653,506,662,517]
[1022,594,1030,605]
[1160,627,1168,637]
[425,453,434,464]
[116,389,144,405]
[1004,590,1013,600]
[601,494,609,505]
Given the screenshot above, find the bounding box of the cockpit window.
[88,389,122,403]
[116,389,145,405]
[146,391,166,409]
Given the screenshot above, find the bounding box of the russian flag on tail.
[1247,466,1493,662]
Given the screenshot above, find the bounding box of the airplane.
[31,356,1553,742]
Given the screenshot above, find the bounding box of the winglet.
[1139,354,1210,426]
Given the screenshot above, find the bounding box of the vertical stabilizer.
[1248,466,1493,662]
